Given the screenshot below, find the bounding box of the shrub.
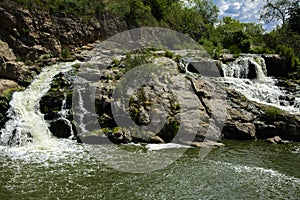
[61,48,71,60]
[124,52,151,72]
[164,51,174,59]
[263,107,283,123]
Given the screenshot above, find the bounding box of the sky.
[211,0,280,31]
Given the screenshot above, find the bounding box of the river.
[0,140,299,199]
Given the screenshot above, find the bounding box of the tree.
[288,0,300,34]
[260,0,293,25]
[191,0,219,25]
[142,0,178,21]
[163,2,205,35]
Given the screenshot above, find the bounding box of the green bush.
[263,107,283,123]
[164,51,174,59]
[61,48,71,60]
[124,52,151,72]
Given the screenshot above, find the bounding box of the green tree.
[214,17,261,53]
[142,0,177,21]
[191,0,219,25]
[288,1,300,34]
[163,2,205,36]
[260,0,293,25]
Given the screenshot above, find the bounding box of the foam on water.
[213,160,300,185]
[0,139,85,165]
[146,143,192,151]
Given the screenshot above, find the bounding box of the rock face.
[191,79,300,142]
[39,71,78,140]
[0,6,127,62]
[0,5,127,87]
[0,79,20,128]
[49,48,300,144]
[0,4,299,144]
[262,54,287,77]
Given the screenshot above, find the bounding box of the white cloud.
[212,0,281,31]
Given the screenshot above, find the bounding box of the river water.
[0,140,299,199]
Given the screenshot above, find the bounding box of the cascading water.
[0,61,79,148]
[220,56,300,115]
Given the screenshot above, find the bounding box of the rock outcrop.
[0,4,299,145]
[0,5,127,87]
[262,54,287,77]
[71,48,300,144]
[0,4,127,132]
[0,6,127,62]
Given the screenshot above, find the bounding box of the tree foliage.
[260,0,293,24]
[288,0,300,34]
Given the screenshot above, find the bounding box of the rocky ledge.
[43,48,299,145]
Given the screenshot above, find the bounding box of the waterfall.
[222,57,267,82]
[0,61,79,147]
[220,56,300,115]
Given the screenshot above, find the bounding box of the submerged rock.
[266,136,289,144]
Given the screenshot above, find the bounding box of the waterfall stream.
[0,61,79,148]
[220,56,300,115]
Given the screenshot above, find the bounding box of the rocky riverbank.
[0,5,299,146]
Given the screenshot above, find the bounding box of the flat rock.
[266,136,289,144]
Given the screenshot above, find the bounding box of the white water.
[0,61,79,148]
[221,56,300,115]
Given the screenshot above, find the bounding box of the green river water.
[0,140,299,199]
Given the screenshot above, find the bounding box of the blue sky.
[211,0,280,31]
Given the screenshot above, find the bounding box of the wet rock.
[107,127,132,144]
[187,59,223,77]
[149,135,165,144]
[49,119,73,139]
[262,54,287,77]
[266,136,289,144]
[223,121,256,140]
[219,54,236,62]
[255,121,278,139]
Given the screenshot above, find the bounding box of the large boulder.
[223,121,256,140]
[39,71,78,140]
[187,59,223,77]
[262,54,287,77]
